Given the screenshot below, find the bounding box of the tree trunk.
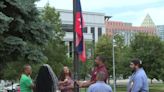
[108,78,110,84]
[151,79,153,84]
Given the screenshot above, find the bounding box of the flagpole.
[73,0,80,92]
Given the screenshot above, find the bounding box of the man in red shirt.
[77,56,108,87]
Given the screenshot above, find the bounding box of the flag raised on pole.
[75,0,86,62]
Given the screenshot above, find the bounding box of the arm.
[31,83,35,89]
[25,78,34,89]
[131,76,142,92]
[58,79,68,85]
[81,80,95,87]
[58,81,66,85]
[59,80,74,90]
[63,83,74,90]
[76,80,95,88]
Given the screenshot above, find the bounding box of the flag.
[75,0,86,62]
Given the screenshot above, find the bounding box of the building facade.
[57,9,106,57]
[105,14,157,45]
[105,21,156,45]
[58,9,105,42]
[141,14,156,27]
[157,25,164,41]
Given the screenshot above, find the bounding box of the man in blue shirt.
[127,59,149,92]
[88,71,112,92]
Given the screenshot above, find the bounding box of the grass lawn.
[80,83,164,92]
[149,83,164,92]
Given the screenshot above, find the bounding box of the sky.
[36,0,164,26]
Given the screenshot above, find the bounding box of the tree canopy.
[130,33,164,81]
[0,0,53,79]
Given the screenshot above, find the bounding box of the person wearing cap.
[127,58,149,92]
[77,56,108,87]
[87,71,112,92]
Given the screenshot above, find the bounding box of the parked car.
[0,80,5,92]
[4,83,19,92]
[0,85,4,92]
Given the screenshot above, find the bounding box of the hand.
[64,79,68,83]
[59,86,65,90]
[75,81,83,87]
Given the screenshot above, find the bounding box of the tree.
[114,35,131,79]
[2,61,42,80]
[41,3,69,76]
[79,60,93,79]
[159,41,164,82]
[116,46,131,79]
[95,34,133,82]
[130,33,164,82]
[79,41,94,80]
[0,0,53,79]
[95,35,112,78]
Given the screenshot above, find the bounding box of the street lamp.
[112,33,118,92]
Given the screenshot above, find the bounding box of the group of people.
[58,56,111,92]
[19,56,149,92]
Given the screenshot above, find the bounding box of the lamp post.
[112,33,118,92]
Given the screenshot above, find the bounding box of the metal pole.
[73,0,79,92]
[112,35,116,92]
[12,81,13,92]
[92,30,95,63]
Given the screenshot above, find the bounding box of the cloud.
[82,0,161,10]
[110,6,164,26]
[36,0,72,9]
[142,7,164,25]
[36,0,161,10]
[36,0,164,26]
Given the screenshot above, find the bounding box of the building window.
[69,41,73,57]
[98,27,102,38]
[62,24,73,32]
[91,27,95,34]
[91,27,95,41]
[83,27,87,33]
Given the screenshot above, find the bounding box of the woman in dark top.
[58,66,74,92]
